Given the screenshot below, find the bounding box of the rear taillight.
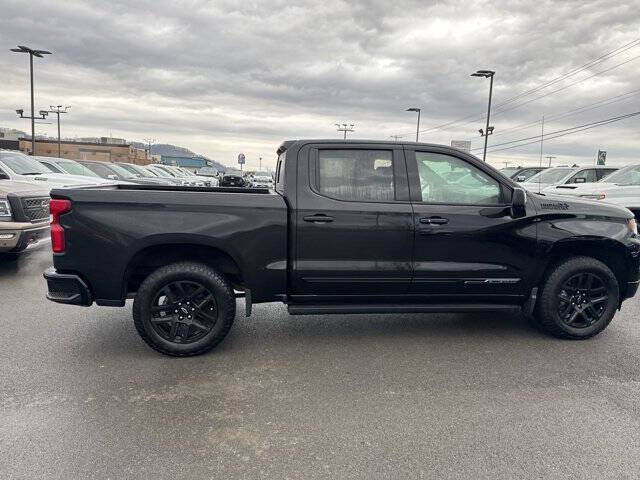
[50,198,71,253]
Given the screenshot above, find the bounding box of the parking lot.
[0,248,639,479]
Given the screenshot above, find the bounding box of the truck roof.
[277,139,476,155]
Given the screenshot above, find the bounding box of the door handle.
[303,214,334,223]
[419,216,449,225]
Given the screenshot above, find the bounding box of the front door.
[406,148,537,304]
[292,144,414,300]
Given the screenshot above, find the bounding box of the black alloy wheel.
[150,280,218,344]
[557,272,610,328]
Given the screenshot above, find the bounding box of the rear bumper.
[0,223,49,253]
[43,267,93,306]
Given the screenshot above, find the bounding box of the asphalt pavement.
[2,248,640,479]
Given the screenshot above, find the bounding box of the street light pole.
[406,108,421,142]
[143,138,156,163]
[335,123,355,139]
[11,46,52,156]
[47,106,70,157]
[471,69,495,161]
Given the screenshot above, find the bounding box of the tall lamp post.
[335,123,355,139]
[406,107,421,142]
[11,46,52,156]
[471,69,495,161]
[46,105,70,158]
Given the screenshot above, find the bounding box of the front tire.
[535,256,619,339]
[133,262,236,356]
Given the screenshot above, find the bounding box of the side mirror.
[107,174,118,180]
[516,175,526,182]
[574,177,586,183]
[511,187,526,218]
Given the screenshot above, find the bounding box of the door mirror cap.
[516,175,526,182]
[107,174,118,180]
[511,187,526,218]
[574,177,586,183]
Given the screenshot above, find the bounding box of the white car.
[35,155,107,180]
[543,164,640,219]
[250,172,274,188]
[0,150,117,190]
[520,166,617,193]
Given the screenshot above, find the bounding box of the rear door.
[406,147,537,303]
[292,143,414,299]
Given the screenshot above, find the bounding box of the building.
[17,138,151,164]
[160,154,215,172]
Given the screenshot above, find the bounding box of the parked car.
[520,166,618,192]
[197,167,219,178]
[220,173,246,187]
[35,156,104,179]
[77,160,173,186]
[0,181,50,256]
[116,163,179,185]
[543,164,640,220]
[0,150,114,190]
[145,164,206,187]
[175,166,218,187]
[248,172,274,189]
[44,139,639,356]
[500,166,547,182]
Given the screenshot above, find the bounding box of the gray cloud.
[1,0,639,169]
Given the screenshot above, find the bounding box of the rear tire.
[535,256,619,339]
[133,262,236,356]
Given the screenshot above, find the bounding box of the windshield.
[109,164,137,178]
[527,168,574,184]
[57,160,101,177]
[0,152,51,175]
[149,166,175,177]
[600,165,640,185]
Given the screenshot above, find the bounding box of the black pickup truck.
[44,140,640,356]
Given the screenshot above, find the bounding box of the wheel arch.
[124,239,244,297]
[539,237,630,298]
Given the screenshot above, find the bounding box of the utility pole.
[406,108,421,142]
[259,157,262,170]
[502,161,511,168]
[11,46,52,156]
[143,138,156,162]
[545,155,556,167]
[389,135,402,141]
[539,115,545,167]
[46,105,70,157]
[471,70,495,161]
[335,123,355,139]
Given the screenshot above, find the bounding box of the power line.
[486,87,640,138]
[494,38,640,108]
[390,37,640,137]
[482,111,640,154]
[473,111,640,151]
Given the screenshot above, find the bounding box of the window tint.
[275,151,286,194]
[415,152,501,204]
[317,150,394,201]
[40,161,62,173]
[597,168,617,180]
[82,163,113,179]
[567,169,597,183]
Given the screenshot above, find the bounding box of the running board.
[287,304,521,315]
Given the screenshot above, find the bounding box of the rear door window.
[315,149,394,202]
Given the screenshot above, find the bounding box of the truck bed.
[49,184,288,305]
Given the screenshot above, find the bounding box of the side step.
[287,304,521,315]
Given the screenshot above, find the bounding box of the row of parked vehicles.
[501,164,640,220]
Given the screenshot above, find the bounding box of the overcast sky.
[1,0,639,170]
